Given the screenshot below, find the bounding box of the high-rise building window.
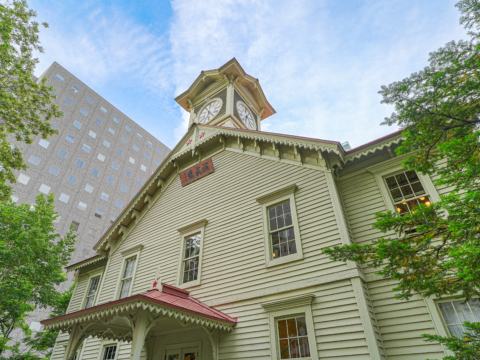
[121,136,127,143]
[154,159,160,166]
[71,85,79,93]
[140,165,146,172]
[78,201,87,211]
[125,125,131,132]
[73,121,82,129]
[100,192,109,201]
[144,152,150,159]
[100,106,107,114]
[68,175,77,185]
[82,144,91,153]
[28,155,41,166]
[106,177,114,185]
[18,173,30,185]
[80,108,88,116]
[116,148,123,156]
[129,157,135,164]
[66,134,75,143]
[39,139,50,148]
[70,221,80,231]
[51,124,58,131]
[58,149,68,159]
[108,128,115,135]
[59,193,70,203]
[113,116,119,123]
[133,144,139,151]
[55,74,64,82]
[11,195,19,203]
[112,162,119,170]
[91,168,100,177]
[85,184,94,193]
[120,184,127,192]
[89,130,97,139]
[157,148,162,155]
[94,209,103,219]
[136,133,142,140]
[75,159,85,168]
[97,153,106,162]
[147,141,152,148]
[49,166,60,176]
[86,96,94,104]
[64,97,73,105]
[103,140,111,148]
[137,178,143,185]
[116,200,123,208]
[125,170,131,178]
[95,118,102,126]
[39,184,51,194]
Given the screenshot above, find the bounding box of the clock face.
[238,104,255,129]
[199,101,221,124]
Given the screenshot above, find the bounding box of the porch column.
[62,324,85,360]
[130,310,150,360]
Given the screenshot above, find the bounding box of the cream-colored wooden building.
[42,59,469,360]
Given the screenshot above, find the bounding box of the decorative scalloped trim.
[66,256,106,272]
[344,137,403,163]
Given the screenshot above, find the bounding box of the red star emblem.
[186,140,192,146]
[200,132,205,138]
[153,280,157,287]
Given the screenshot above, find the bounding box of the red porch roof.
[41,283,236,326]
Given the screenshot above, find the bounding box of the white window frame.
[262,294,318,360]
[114,245,143,300]
[176,220,207,289]
[96,342,118,360]
[367,157,441,213]
[256,184,303,268]
[81,267,104,309]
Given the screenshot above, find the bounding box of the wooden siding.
[338,166,445,359]
[98,150,348,305]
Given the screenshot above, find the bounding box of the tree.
[0,194,76,356]
[323,0,480,358]
[0,0,63,202]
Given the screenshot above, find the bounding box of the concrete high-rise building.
[8,62,170,334]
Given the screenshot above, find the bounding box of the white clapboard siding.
[98,151,347,306]
[338,167,446,359]
[215,281,370,360]
[67,273,89,312]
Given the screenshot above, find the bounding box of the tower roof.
[174,58,276,121]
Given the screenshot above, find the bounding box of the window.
[125,125,131,132]
[18,173,30,185]
[39,184,51,194]
[28,155,41,166]
[95,118,102,126]
[120,184,127,192]
[121,136,127,144]
[119,257,136,299]
[103,140,111,148]
[94,209,103,219]
[144,152,150,159]
[112,162,119,170]
[108,127,115,135]
[113,116,119,123]
[116,148,123,156]
[29,321,42,333]
[39,139,50,148]
[86,96,94,104]
[147,141,152,148]
[100,106,107,114]
[85,184,94,193]
[137,178,143,185]
[80,107,88,116]
[82,144,91,153]
[438,299,480,338]
[111,216,116,224]
[64,97,73,105]
[68,175,77,184]
[182,233,201,284]
[49,165,60,175]
[55,74,64,82]
[51,124,58,131]
[89,130,97,139]
[136,133,142,140]
[384,170,432,215]
[58,149,68,158]
[102,345,117,360]
[125,170,131,178]
[49,88,56,95]
[92,168,100,177]
[78,201,87,211]
[75,159,85,168]
[59,193,70,203]
[263,295,318,360]
[97,153,106,162]
[115,200,123,208]
[107,177,114,185]
[257,185,303,267]
[73,121,82,129]
[66,134,75,143]
[140,164,146,172]
[129,157,135,164]
[133,144,139,151]
[11,195,19,203]
[71,85,79,93]
[157,148,162,155]
[155,159,160,166]
[84,277,100,309]
[101,192,109,201]
[70,221,80,231]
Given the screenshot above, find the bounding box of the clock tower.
[174,58,275,131]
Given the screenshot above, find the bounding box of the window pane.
[453,301,476,323]
[439,302,460,325]
[86,96,94,104]
[66,134,75,143]
[100,106,107,114]
[55,74,64,82]
[121,136,127,143]
[64,97,73,105]
[89,130,97,139]
[80,108,88,116]
[28,155,41,166]
[124,257,136,278]
[95,118,102,126]
[39,139,50,148]
[92,168,100,177]
[49,166,60,176]
[468,299,480,320]
[280,339,290,359]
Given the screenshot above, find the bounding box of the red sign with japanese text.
[179,157,215,186]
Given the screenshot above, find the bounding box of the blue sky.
[31,0,467,149]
